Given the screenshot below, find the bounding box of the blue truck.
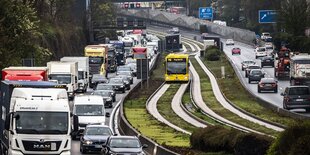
[110,40,126,65]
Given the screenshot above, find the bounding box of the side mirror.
[106,112,110,117]
[142,144,148,148]
[5,113,12,130]
[73,115,79,132]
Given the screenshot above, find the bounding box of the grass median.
[191,58,278,136]
[201,53,296,126]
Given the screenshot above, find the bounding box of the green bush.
[191,126,272,155]
[234,133,273,155]
[206,48,221,61]
[268,121,310,155]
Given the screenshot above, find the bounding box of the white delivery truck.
[72,95,109,138]
[47,61,78,99]
[0,81,78,155]
[60,57,89,93]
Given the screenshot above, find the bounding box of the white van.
[73,95,109,138]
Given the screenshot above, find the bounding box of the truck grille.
[22,140,61,151]
[89,64,101,74]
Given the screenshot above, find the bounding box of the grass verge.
[201,54,296,126]
[191,58,278,136]
[157,84,197,132]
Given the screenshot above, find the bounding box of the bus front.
[165,56,189,82]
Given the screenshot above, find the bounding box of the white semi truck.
[47,61,78,99]
[60,57,89,93]
[0,81,78,155]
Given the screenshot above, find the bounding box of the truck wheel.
[122,89,125,93]
[248,79,251,83]
[258,87,261,93]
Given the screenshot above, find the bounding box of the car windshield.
[85,127,112,136]
[261,79,275,83]
[244,61,255,64]
[93,91,110,96]
[49,74,71,84]
[96,85,113,90]
[251,70,262,75]
[289,87,310,95]
[75,105,104,116]
[16,111,68,134]
[257,48,266,52]
[167,61,187,74]
[110,78,123,83]
[249,66,260,69]
[78,71,84,80]
[110,138,141,148]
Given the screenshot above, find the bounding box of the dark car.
[116,75,131,90]
[248,69,265,83]
[109,77,126,93]
[125,63,137,77]
[231,47,241,55]
[241,60,256,71]
[258,78,278,93]
[90,74,109,89]
[245,65,261,77]
[281,86,310,111]
[102,136,148,155]
[95,84,116,102]
[117,71,134,84]
[80,124,113,153]
[261,56,274,67]
[117,66,132,74]
[92,90,114,108]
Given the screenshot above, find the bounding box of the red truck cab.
[2,67,48,81]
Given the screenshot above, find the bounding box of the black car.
[102,136,148,155]
[261,56,274,67]
[90,74,108,89]
[80,124,113,153]
[245,65,261,77]
[258,78,278,93]
[248,69,265,83]
[92,90,114,108]
[116,75,131,90]
[117,71,134,84]
[95,84,116,102]
[281,86,310,111]
[109,77,126,93]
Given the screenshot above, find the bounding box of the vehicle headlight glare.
[84,140,92,145]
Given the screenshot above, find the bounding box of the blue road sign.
[199,7,213,20]
[259,10,277,23]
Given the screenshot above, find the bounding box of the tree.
[278,0,310,36]
[0,0,49,69]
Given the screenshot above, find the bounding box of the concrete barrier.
[119,9,256,45]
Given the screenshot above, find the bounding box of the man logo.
[33,144,51,149]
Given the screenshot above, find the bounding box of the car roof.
[86,124,110,128]
[261,78,275,82]
[109,136,138,139]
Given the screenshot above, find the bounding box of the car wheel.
[80,145,86,154]
[274,88,278,93]
[242,67,244,71]
[122,89,125,93]
[113,97,116,102]
[255,56,258,59]
[248,79,251,83]
[258,87,261,93]
[261,65,264,68]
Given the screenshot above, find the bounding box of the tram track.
[148,29,284,136]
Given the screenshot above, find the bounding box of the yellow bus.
[165,53,190,82]
[84,45,108,77]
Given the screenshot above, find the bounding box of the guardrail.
[118,53,180,155]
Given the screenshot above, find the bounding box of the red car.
[232,47,241,55]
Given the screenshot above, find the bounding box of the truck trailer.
[290,54,310,85]
[2,67,48,81]
[0,81,78,155]
[60,57,89,93]
[47,61,78,99]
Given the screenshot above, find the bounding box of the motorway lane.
[70,54,158,154]
[223,42,310,115]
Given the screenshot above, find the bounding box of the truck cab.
[104,44,117,73]
[72,95,109,138]
[47,61,78,99]
[0,81,78,155]
[110,40,126,65]
[122,37,134,58]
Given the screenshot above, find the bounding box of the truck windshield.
[75,105,104,116]
[167,61,187,74]
[16,111,68,134]
[116,48,123,54]
[49,74,71,84]
[89,57,103,64]
[108,51,115,57]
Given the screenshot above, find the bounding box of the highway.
[147,25,310,117]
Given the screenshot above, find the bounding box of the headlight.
[84,140,92,145]
[120,85,124,88]
[111,92,115,96]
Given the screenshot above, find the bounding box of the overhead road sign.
[199,7,213,20]
[259,10,277,23]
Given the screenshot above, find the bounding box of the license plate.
[266,60,270,62]
[265,84,272,86]
[95,145,102,148]
[296,99,304,102]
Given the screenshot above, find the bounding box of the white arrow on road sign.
[261,14,267,20]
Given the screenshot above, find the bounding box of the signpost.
[199,7,213,20]
[259,10,277,23]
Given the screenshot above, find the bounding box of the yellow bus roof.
[165,53,189,59]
